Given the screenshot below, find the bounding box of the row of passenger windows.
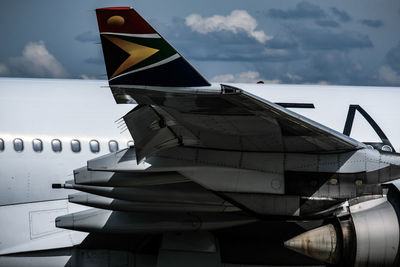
[0,139,134,153]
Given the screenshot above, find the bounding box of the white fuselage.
[0,78,134,205]
[0,77,399,255]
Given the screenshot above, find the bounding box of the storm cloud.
[0,0,396,86]
[330,7,351,22]
[385,42,400,73]
[360,19,383,28]
[315,19,340,28]
[292,27,373,50]
[268,2,326,19]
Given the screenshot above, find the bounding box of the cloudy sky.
[1,0,399,86]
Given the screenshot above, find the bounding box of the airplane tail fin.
[95,7,210,87]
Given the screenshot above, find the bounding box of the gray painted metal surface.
[74,167,189,186]
[118,84,365,162]
[63,180,228,206]
[68,192,239,213]
[56,208,256,233]
[350,198,399,267]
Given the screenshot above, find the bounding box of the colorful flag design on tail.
[96,7,210,87]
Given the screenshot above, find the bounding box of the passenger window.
[89,140,100,153]
[0,138,4,151]
[108,140,119,152]
[71,139,81,153]
[127,140,134,147]
[32,139,43,152]
[51,139,62,152]
[14,138,24,152]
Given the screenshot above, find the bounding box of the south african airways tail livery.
[1,6,400,267]
[97,7,209,87]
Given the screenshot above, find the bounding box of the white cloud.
[10,41,69,78]
[211,73,235,83]
[286,73,303,82]
[303,81,330,85]
[0,63,9,76]
[211,71,280,84]
[379,65,400,85]
[80,74,98,80]
[185,10,272,43]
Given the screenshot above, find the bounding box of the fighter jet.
[1,6,400,267]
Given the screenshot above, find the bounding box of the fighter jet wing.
[118,84,366,161]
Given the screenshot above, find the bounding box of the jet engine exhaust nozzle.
[284,196,400,266]
[284,223,340,264]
